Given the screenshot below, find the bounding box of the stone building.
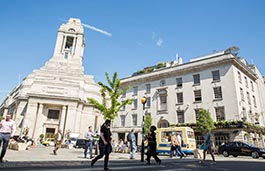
[0,18,103,140]
[113,50,265,147]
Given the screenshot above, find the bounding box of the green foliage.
[144,114,152,135]
[156,62,165,69]
[0,115,4,121]
[87,72,133,121]
[196,109,215,134]
[39,134,44,139]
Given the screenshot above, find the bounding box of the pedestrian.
[53,129,63,155]
[201,129,216,165]
[0,114,16,163]
[84,126,94,159]
[145,125,161,165]
[176,132,186,159]
[169,132,177,158]
[127,128,136,159]
[91,119,112,171]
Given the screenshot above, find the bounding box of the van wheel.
[222,151,229,157]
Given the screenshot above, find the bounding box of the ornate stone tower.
[0,18,103,140]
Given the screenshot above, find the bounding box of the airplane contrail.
[58,18,112,37]
[82,23,112,37]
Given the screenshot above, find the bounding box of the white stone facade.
[113,52,265,147]
[0,18,103,141]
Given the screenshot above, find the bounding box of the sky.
[1,0,265,103]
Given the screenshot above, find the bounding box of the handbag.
[199,144,206,150]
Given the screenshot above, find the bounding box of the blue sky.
[1,0,265,103]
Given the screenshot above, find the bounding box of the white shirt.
[0,119,16,137]
[85,130,94,141]
[176,135,182,146]
[57,133,62,141]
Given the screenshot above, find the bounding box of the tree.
[87,72,133,121]
[196,109,215,134]
[144,114,152,135]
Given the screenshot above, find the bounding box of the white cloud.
[156,38,163,47]
[152,32,163,47]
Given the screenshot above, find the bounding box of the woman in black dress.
[146,125,161,165]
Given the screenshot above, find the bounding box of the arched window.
[158,119,169,128]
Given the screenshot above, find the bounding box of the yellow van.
[156,126,196,154]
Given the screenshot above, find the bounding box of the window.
[253,95,257,107]
[132,99,137,109]
[68,28,75,32]
[213,87,222,99]
[120,101,125,111]
[245,77,248,88]
[242,108,247,121]
[194,90,202,102]
[160,80,166,86]
[47,110,60,119]
[193,74,200,85]
[120,115,125,126]
[65,36,74,50]
[145,84,151,94]
[133,87,138,96]
[212,70,220,82]
[132,114,137,126]
[159,95,167,110]
[247,92,251,105]
[176,78,183,88]
[45,128,55,139]
[121,92,126,98]
[158,89,167,111]
[64,52,69,59]
[240,88,244,101]
[238,71,242,83]
[158,120,169,128]
[250,81,254,92]
[176,92,183,104]
[214,133,229,147]
[177,111,184,123]
[215,107,225,121]
[146,97,151,108]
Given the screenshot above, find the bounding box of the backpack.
[127,133,131,141]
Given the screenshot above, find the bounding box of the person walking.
[145,125,161,165]
[84,126,94,159]
[91,119,112,171]
[170,132,177,158]
[53,129,63,155]
[0,114,16,163]
[176,132,186,159]
[201,129,216,165]
[127,128,136,159]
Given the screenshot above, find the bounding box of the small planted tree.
[144,114,152,135]
[87,72,133,121]
[196,109,215,134]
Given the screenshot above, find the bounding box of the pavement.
[0,146,175,170]
[2,146,265,171]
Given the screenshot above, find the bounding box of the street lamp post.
[141,96,147,162]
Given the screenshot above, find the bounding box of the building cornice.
[121,54,258,86]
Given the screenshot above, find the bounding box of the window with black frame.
[47,110,60,119]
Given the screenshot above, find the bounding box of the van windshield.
[187,131,195,138]
[160,131,182,142]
